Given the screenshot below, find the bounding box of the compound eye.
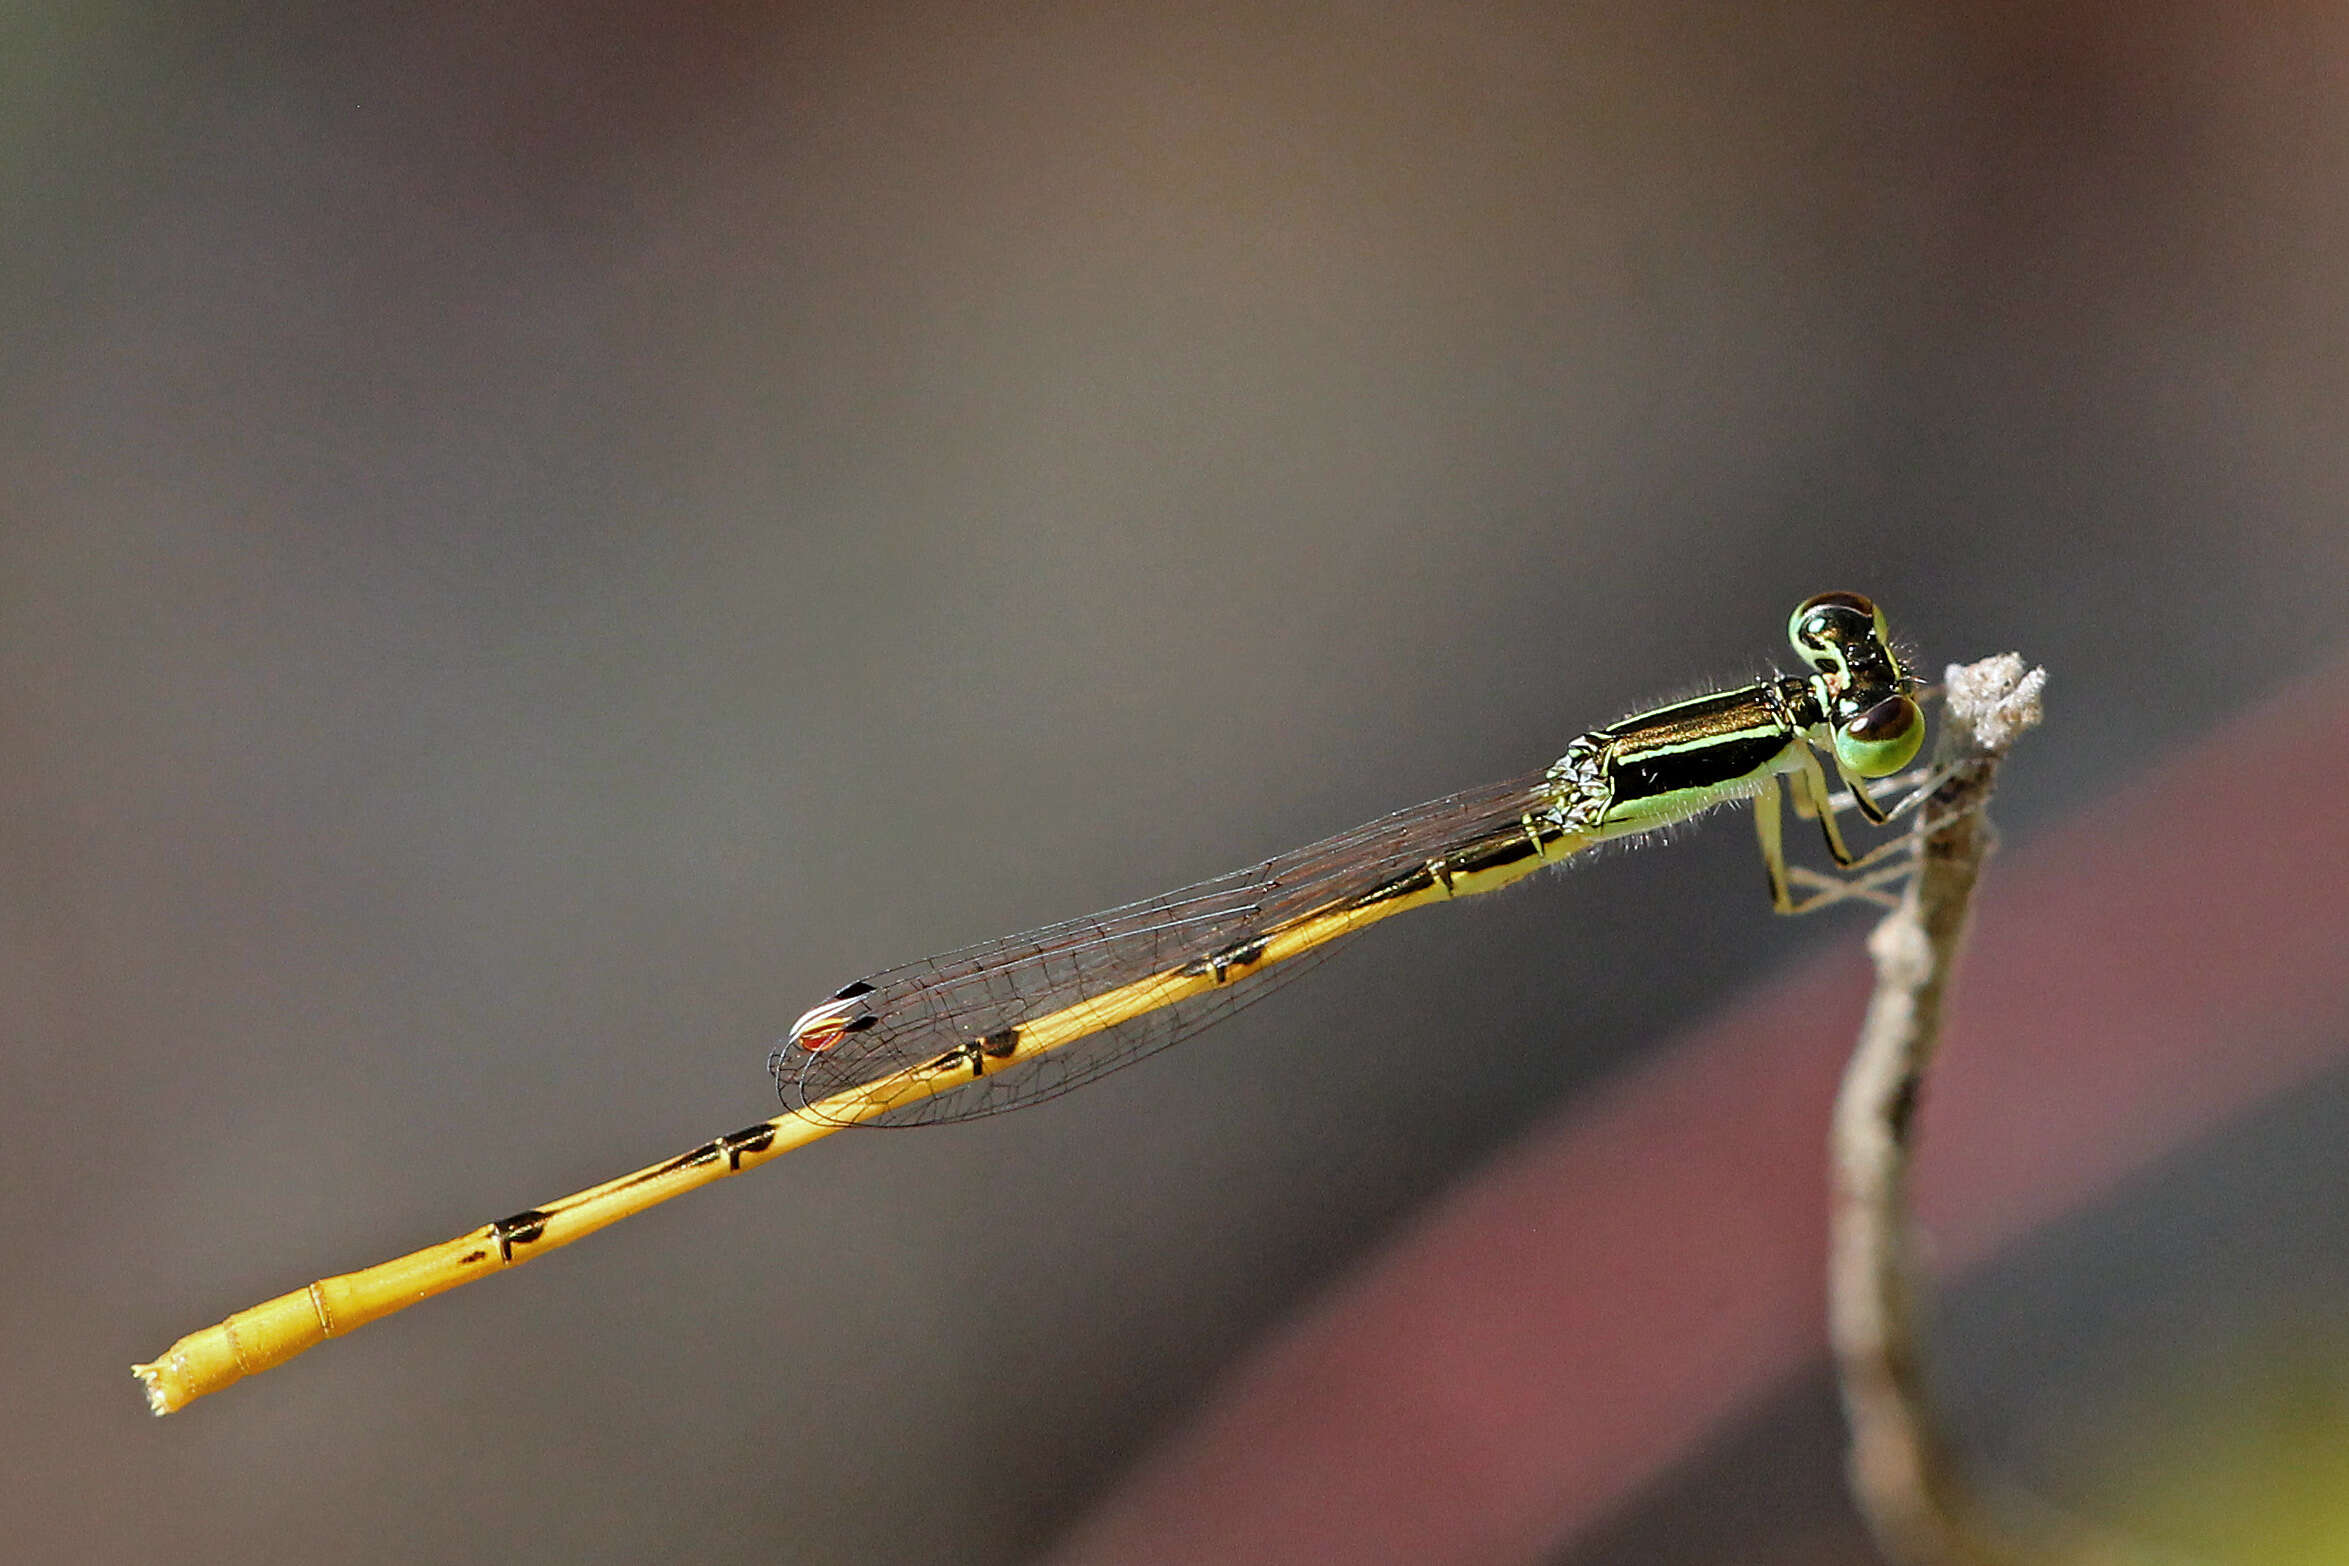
[1788,591,1877,658]
[1833,694,1924,778]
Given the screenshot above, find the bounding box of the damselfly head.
[1787,591,1889,676]
[1789,592,1925,778]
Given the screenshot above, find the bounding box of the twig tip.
[1940,655,2046,755]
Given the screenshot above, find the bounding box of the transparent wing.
[773,767,1559,1126]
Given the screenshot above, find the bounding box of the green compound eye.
[1834,694,1925,778]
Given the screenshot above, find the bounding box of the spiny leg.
[1827,753,1979,829]
[1794,752,1916,874]
[1792,746,1865,865]
[1784,759,2012,913]
[1757,770,1917,916]
[1833,752,1897,826]
[1754,773,1798,914]
[1785,859,1913,911]
[1823,763,1932,820]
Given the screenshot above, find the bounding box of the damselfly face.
[1788,591,1925,778]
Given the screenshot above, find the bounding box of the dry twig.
[1830,653,2045,1566]
[1830,654,2220,1566]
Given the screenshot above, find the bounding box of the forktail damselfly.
[136,591,1925,1413]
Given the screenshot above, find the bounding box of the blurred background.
[6,3,2347,1561]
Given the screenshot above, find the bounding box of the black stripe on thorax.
[1597,685,1799,807]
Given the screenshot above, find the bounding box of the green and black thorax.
[1544,591,1925,840]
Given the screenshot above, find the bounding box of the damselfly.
[137,591,1926,1414]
